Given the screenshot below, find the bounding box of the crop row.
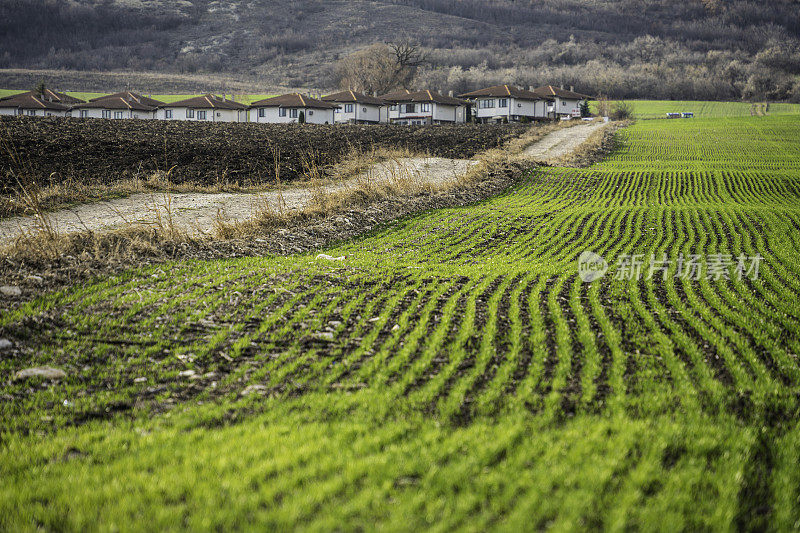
[2,115,800,529]
[3,119,799,429]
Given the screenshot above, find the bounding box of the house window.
[334,107,339,113]
[344,104,354,113]
[102,110,111,119]
[498,98,508,108]
[563,101,568,107]
[165,109,173,119]
[308,110,314,116]
[403,104,415,113]
[390,105,397,111]
[362,107,367,113]
[26,110,36,116]
[279,108,287,117]
[80,110,89,118]
[258,108,265,117]
[289,109,298,118]
[114,111,124,119]
[198,110,207,120]
[216,112,221,117]
[421,103,431,112]
[186,109,194,118]
[15,109,23,115]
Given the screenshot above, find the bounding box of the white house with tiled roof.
[71,92,164,120]
[248,94,338,124]
[533,86,592,119]
[156,94,248,122]
[321,91,386,124]
[0,92,71,117]
[380,90,469,124]
[459,85,548,122]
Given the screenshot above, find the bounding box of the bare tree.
[335,41,427,94]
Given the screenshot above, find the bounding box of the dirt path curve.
[523,120,605,160]
[0,121,604,243]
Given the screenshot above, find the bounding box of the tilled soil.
[0,117,525,191]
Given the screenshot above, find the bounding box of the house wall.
[332,103,381,123]
[432,103,465,123]
[553,98,583,117]
[156,107,245,122]
[0,108,68,117]
[388,102,466,124]
[250,107,335,124]
[75,108,156,119]
[474,98,545,120]
[157,107,197,121]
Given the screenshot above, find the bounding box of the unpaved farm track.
[523,120,605,159]
[0,122,603,244]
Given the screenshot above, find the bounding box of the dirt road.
[0,121,604,244]
[523,120,606,160]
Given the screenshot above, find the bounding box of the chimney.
[570,85,574,92]
[560,84,565,90]
[529,86,534,92]
[448,90,454,97]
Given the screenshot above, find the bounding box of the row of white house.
[0,85,591,125]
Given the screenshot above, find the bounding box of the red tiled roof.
[533,85,592,100]
[0,89,85,105]
[161,94,247,110]
[459,85,543,101]
[88,91,165,108]
[0,93,70,111]
[250,93,338,109]
[321,90,386,106]
[382,90,468,106]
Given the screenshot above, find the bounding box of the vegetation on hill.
[2,115,799,529]
[0,0,798,100]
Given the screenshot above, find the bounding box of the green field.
[592,99,800,119]
[2,116,800,530]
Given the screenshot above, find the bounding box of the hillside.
[0,0,799,100]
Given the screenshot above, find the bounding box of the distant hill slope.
[0,0,798,100]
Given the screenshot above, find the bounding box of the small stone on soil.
[241,384,267,396]
[316,254,345,261]
[14,366,67,381]
[0,286,22,297]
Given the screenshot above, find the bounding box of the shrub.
[611,101,634,120]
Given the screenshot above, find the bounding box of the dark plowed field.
[0,117,526,192]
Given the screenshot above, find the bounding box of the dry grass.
[216,121,583,239]
[0,171,273,220]
[549,120,629,168]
